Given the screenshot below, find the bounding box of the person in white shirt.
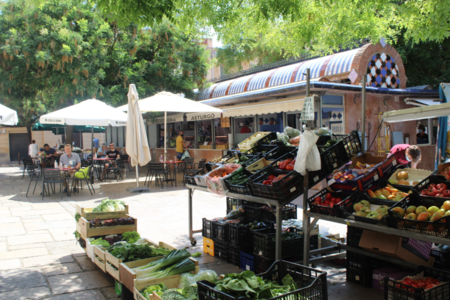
[29,140,38,158]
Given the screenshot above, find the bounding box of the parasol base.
[126,187,151,193]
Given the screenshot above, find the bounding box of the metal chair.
[72,166,95,195]
[42,169,64,200]
[121,154,132,171]
[26,165,42,197]
[174,158,193,185]
[22,157,39,179]
[185,159,207,177]
[145,163,172,189]
[105,159,123,181]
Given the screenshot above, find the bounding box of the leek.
[136,258,195,283]
[133,249,190,277]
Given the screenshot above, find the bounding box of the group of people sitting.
[96,142,121,181]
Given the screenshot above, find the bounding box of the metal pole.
[306,69,310,97]
[211,119,215,149]
[91,127,94,166]
[164,111,167,163]
[275,204,282,260]
[188,188,193,241]
[302,173,310,266]
[194,120,198,149]
[319,94,323,127]
[361,75,367,151]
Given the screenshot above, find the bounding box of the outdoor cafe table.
[93,157,111,180]
[157,161,184,186]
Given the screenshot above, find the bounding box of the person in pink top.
[389,144,422,169]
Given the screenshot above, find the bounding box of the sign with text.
[186,112,220,121]
[148,115,184,125]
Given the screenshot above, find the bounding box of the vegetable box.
[389,167,433,192]
[238,132,276,152]
[76,203,129,220]
[85,238,95,262]
[77,215,137,240]
[107,240,176,283]
[205,166,242,195]
[133,258,199,300]
[245,157,273,173]
[94,245,107,272]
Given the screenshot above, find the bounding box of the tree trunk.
[26,125,32,144]
[66,125,74,146]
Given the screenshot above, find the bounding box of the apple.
[367,211,378,219]
[406,206,417,215]
[428,206,440,214]
[377,207,388,214]
[415,206,428,215]
[445,211,450,217]
[392,207,406,217]
[438,209,447,215]
[377,212,387,220]
[417,212,432,221]
[397,171,409,180]
[443,201,450,211]
[430,212,444,222]
[412,181,420,185]
[360,200,370,208]
[354,211,367,217]
[405,213,417,220]
[353,203,365,212]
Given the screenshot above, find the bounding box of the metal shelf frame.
[186,184,285,260]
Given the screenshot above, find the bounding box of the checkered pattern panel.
[366,52,400,88]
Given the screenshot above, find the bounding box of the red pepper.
[273,174,286,182]
[267,175,276,181]
[286,164,294,171]
[262,180,273,185]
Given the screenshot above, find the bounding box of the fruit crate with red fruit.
[387,193,450,238]
[329,167,381,193]
[248,152,304,202]
[412,175,450,201]
[307,188,357,217]
[384,266,450,300]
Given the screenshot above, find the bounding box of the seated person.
[97,143,108,157]
[41,144,57,168]
[100,143,120,181]
[416,124,429,144]
[59,144,81,192]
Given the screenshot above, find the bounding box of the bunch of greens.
[213,270,298,299]
[142,283,167,299]
[159,286,198,300]
[122,231,140,243]
[91,238,110,248]
[92,199,126,212]
[107,242,155,262]
[75,213,81,222]
[134,250,194,282]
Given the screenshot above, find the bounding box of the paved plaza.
[0,165,383,299]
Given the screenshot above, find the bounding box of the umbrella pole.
[164,111,167,165]
[91,127,94,166]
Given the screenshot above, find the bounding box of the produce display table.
[186,184,286,260]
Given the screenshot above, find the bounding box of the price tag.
[314,176,319,182]
[203,142,208,145]
[328,179,336,185]
[393,160,397,166]
[374,174,379,181]
[355,275,360,281]
[290,187,297,193]
[246,265,250,271]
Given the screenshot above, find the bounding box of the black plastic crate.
[332,130,362,159]
[261,204,298,222]
[253,230,303,260]
[346,251,374,287]
[249,152,304,202]
[226,197,242,214]
[388,193,450,238]
[185,175,197,186]
[384,266,450,300]
[316,135,331,146]
[307,188,357,217]
[202,218,213,239]
[224,168,253,195]
[240,153,264,168]
[227,247,240,267]
[240,251,254,271]
[254,254,275,275]
[412,175,450,201]
[346,226,365,249]
[430,247,450,269]
[213,240,228,261]
[263,145,297,162]
[212,221,228,243]
[320,140,351,176]
[198,260,328,300]
[227,223,253,252]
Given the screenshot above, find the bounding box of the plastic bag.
[179,270,218,288]
[205,167,227,195]
[314,127,332,136]
[284,126,301,138]
[294,129,321,175]
[181,150,190,160]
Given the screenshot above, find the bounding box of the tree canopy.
[94,0,450,57]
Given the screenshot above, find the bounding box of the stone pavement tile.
[100,287,117,299]
[0,210,10,217]
[0,286,51,300]
[0,268,47,293]
[1,222,24,230]
[41,262,82,276]
[47,270,113,294]
[0,216,20,224]
[48,228,77,241]
[11,209,67,217]
[0,227,26,237]
[41,213,74,221]
[22,216,44,223]
[21,214,44,219]
[9,243,46,251]
[44,289,106,300]
[45,240,84,255]
[7,233,53,246]
[0,242,6,251]
[0,247,48,260]
[0,259,21,270]
[0,201,22,207]
[31,203,64,210]
[24,220,74,231]
[22,254,74,268]
[9,205,33,211]
[73,253,98,271]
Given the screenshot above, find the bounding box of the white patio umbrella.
[117,91,222,162]
[0,103,18,126]
[40,99,128,164]
[126,84,151,192]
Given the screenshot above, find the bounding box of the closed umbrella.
[0,103,18,126]
[117,91,222,163]
[126,84,151,192]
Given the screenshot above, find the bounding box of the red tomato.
[329,203,334,207]
[432,279,439,284]
[325,193,332,200]
[335,197,342,203]
[426,284,435,289]
[331,197,336,202]
[417,282,426,288]
[314,196,322,203]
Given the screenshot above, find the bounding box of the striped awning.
[221,97,306,118]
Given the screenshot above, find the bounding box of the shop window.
[259,113,283,132]
[416,118,437,145]
[235,117,254,134]
[215,118,230,147]
[322,95,343,105]
[198,121,212,146]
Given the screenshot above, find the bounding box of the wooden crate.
[133,258,199,300]
[199,145,211,149]
[245,157,273,173]
[94,245,107,272]
[77,215,137,240]
[238,132,272,151]
[216,143,229,150]
[85,238,95,262]
[110,240,176,285]
[76,203,129,220]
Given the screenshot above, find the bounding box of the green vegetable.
[137,258,195,282]
[134,250,191,279]
[73,231,80,239]
[75,213,81,222]
[226,208,244,220]
[160,289,187,300]
[91,238,110,248]
[92,199,126,212]
[122,231,141,244]
[142,283,167,299]
[107,242,155,262]
[191,252,202,257]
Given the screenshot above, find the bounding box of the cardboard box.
[437,162,450,174]
[350,153,386,169]
[372,267,412,291]
[358,230,434,267]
